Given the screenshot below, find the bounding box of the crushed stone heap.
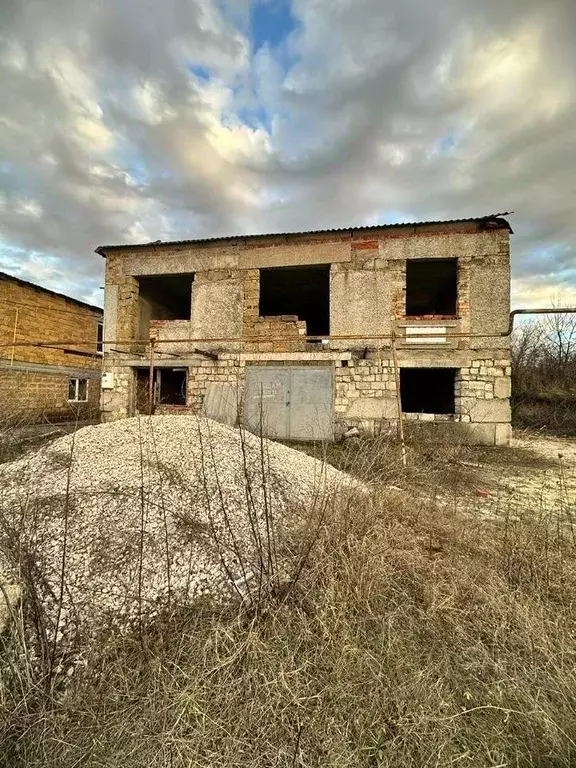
[0,416,357,636]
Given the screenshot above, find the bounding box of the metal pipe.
[509,307,576,334]
[0,330,514,348]
[3,309,576,350]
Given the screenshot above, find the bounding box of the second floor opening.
[406,258,458,317]
[259,264,330,337]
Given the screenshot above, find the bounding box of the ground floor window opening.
[399,367,457,414]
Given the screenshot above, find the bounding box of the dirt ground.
[475,432,575,517]
[413,431,576,521]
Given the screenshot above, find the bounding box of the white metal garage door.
[243,366,334,441]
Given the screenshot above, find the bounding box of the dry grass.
[291,427,556,496]
[1,429,576,767]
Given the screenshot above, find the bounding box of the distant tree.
[511,306,576,433]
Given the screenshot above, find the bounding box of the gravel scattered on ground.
[0,416,358,638]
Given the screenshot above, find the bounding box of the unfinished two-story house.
[96,215,512,445]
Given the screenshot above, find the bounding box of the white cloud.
[0,0,575,309]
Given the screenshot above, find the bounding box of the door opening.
[135,367,188,413]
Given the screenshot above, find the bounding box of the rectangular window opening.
[406,258,457,316]
[135,367,187,411]
[96,320,103,353]
[138,274,194,337]
[259,264,330,337]
[68,378,88,403]
[400,368,456,414]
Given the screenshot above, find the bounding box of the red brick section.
[352,240,379,250]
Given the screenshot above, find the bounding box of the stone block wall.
[250,316,307,352]
[0,366,101,423]
[332,353,511,444]
[100,365,133,421]
[0,274,102,368]
[150,319,191,355]
[187,357,244,412]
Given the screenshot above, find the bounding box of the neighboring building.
[97,215,512,445]
[0,272,103,423]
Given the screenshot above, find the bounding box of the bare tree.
[511,305,576,433]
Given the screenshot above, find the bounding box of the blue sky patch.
[431,133,460,158]
[251,0,297,52]
[188,64,212,82]
[236,100,273,132]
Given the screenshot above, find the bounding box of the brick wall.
[0,274,103,423]
[0,368,100,423]
[0,275,102,369]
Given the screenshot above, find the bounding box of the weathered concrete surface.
[469,262,510,349]
[344,396,398,421]
[191,279,243,342]
[241,240,351,269]
[103,283,118,344]
[330,269,391,346]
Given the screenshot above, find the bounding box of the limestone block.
[469,399,511,423]
[495,423,512,446]
[494,378,511,399]
[345,397,397,420]
[461,423,497,445]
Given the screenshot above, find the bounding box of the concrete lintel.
[239,351,352,362]
[396,318,459,327]
[111,356,206,368]
[395,351,472,368]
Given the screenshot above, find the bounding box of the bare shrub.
[512,310,576,434]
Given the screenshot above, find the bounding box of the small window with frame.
[97,321,103,354]
[68,378,88,403]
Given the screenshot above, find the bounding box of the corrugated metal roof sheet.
[95,214,513,255]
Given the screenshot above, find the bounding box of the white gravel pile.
[0,416,357,636]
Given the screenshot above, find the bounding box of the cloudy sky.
[1,0,575,308]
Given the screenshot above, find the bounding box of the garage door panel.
[288,402,333,441]
[243,367,289,436]
[289,368,333,405]
[243,366,334,441]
